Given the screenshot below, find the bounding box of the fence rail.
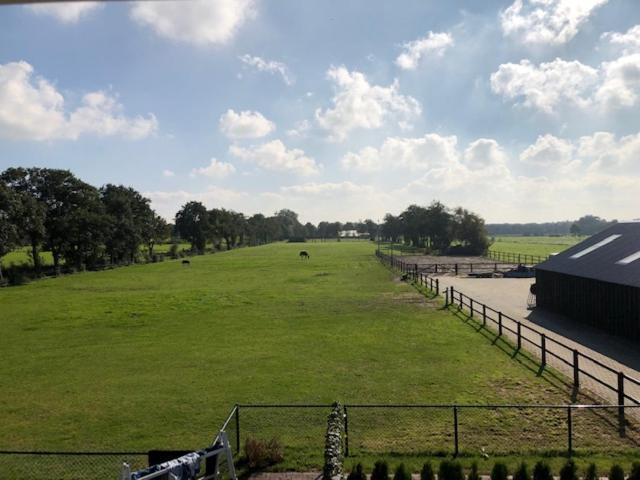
[375,250,640,415]
[487,250,548,265]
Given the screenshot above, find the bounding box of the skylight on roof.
[569,234,622,259]
[616,250,640,265]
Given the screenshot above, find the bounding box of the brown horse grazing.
[299,251,310,260]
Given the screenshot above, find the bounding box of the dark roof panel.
[536,223,640,288]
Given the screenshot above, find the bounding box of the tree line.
[487,215,617,237]
[380,201,490,255]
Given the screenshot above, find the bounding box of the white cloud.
[229,139,320,175]
[281,181,374,196]
[578,130,640,171]
[602,25,640,54]
[0,61,157,141]
[238,55,293,85]
[341,133,459,172]
[315,66,421,141]
[395,31,454,70]
[500,0,608,46]
[285,120,311,138]
[26,1,102,23]
[145,187,249,220]
[190,158,236,178]
[519,134,575,166]
[463,139,508,169]
[130,0,256,46]
[594,53,640,109]
[162,169,175,177]
[219,109,275,139]
[490,58,598,113]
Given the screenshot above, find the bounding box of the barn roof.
[536,222,640,288]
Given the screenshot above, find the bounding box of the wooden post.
[435,279,439,296]
[567,406,573,456]
[498,312,503,336]
[455,263,459,275]
[573,350,580,389]
[453,406,459,457]
[470,298,474,317]
[482,305,486,327]
[517,322,522,350]
[541,334,547,367]
[618,372,626,436]
[445,288,449,307]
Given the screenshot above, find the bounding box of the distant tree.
[381,214,402,242]
[144,214,169,257]
[569,223,581,236]
[304,222,317,238]
[175,201,209,253]
[0,184,22,281]
[450,207,490,255]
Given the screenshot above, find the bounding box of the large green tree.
[175,201,209,253]
[0,184,22,280]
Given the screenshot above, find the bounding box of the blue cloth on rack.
[130,452,201,480]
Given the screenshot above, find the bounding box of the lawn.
[489,236,584,257]
[1,241,637,475]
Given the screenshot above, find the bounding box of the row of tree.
[0,167,170,278]
[487,215,617,237]
[380,202,490,255]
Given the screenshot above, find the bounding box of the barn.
[535,222,640,340]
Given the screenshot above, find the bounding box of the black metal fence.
[375,251,640,414]
[487,250,548,265]
[222,403,640,460]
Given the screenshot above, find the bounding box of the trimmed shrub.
[439,460,464,480]
[584,464,597,480]
[394,464,411,480]
[372,461,389,480]
[610,465,625,480]
[468,462,480,480]
[514,463,531,480]
[347,464,366,480]
[629,463,640,480]
[533,461,553,480]
[491,462,508,480]
[244,437,283,470]
[560,460,578,480]
[421,462,435,480]
[168,243,179,259]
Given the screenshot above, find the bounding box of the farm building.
[535,222,640,340]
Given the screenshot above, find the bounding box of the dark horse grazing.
[299,251,310,260]
[182,259,191,265]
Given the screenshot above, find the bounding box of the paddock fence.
[487,250,549,265]
[375,250,640,417]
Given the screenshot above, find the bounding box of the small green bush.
[560,460,577,480]
[439,460,464,480]
[393,463,411,480]
[468,462,480,480]
[584,464,597,480]
[533,461,553,480]
[629,462,640,480]
[421,462,434,480]
[347,463,366,480]
[491,462,508,480]
[371,461,389,480]
[514,463,531,480]
[610,465,625,480]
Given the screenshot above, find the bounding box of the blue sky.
[1,0,639,224]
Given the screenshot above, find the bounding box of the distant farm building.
[339,230,370,239]
[535,223,640,340]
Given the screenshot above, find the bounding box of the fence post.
[618,372,626,437]
[567,406,573,456]
[573,350,580,389]
[459,292,463,310]
[343,405,350,457]
[435,279,439,296]
[482,305,486,327]
[517,322,521,350]
[494,262,498,272]
[470,298,474,317]
[541,334,547,367]
[453,405,459,457]
[235,405,241,454]
[450,286,454,306]
[414,264,418,281]
[455,263,459,275]
[498,312,503,336]
[445,288,449,307]
[470,263,474,273]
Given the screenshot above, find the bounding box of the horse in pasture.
[299,251,310,260]
[182,259,191,265]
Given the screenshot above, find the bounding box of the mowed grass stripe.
[2,242,574,452]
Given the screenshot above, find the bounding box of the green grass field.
[1,242,637,474]
[489,236,584,257]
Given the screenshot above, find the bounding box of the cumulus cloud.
[238,55,293,85]
[0,61,157,141]
[490,58,598,113]
[463,139,508,169]
[315,66,421,141]
[162,169,175,177]
[25,1,102,23]
[229,139,320,175]
[190,158,236,178]
[395,31,454,70]
[519,134,574,166]
[285,120,311,138]
[594,54,640,109]
[130,0,256,46]
[500,0,608,45]
[281,181,375,196]
[342,133,459,172]
[219,109,275,139]
[145,187,249,220]
[602,25,640,54]
[578,130,640,171]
